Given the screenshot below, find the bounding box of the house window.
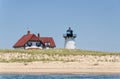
[27,42,32,47]
[45,42,50,47]
[36,42,41,47]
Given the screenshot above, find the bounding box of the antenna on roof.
[27,27,30,35]
[27,27,30,31]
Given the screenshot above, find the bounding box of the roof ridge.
[23,34,34,46]
[40,37,53,38]
[29,34,36,39]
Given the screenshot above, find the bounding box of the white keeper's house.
[13,31,56,49]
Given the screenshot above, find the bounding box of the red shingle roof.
[13,31,56,48]
[39,37,56,47]
[13,34,40,47]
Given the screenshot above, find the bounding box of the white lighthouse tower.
[63,27,77,49]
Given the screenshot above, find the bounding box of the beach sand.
[0,61,120,74]
[0,52,120,74]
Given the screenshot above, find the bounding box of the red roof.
[39,37,56,47]
[13,31,56,48]
[13,34,40,47]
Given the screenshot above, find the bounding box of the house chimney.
[38,33,40,38]
[27,30,30,35]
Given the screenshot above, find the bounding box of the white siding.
[25,41,43,49]
[64,37,76,49]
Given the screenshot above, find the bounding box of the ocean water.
[0,74,120,79]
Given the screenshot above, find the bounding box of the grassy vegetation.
[0,49,120,62]
[0,49,120,56]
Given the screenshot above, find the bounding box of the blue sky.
[0,0,120,52]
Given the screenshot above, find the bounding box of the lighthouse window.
[67,30,73,37]
[27,42,32,47]
[67,31,71,34]
[36,42,41,47]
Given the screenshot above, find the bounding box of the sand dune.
[0,51,120,74]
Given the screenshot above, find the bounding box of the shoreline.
[1,72,120,75]
[0,61,120,75]
[1,71,120,75]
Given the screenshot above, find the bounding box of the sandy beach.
[0,50,120,74]
[0,61,120,74]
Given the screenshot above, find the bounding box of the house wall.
[14,41,55,50]
[25,41,43,49]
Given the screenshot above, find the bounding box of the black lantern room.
[63,27,76,38]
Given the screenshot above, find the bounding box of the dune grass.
[0,49,120,62]
[0,49,119,56]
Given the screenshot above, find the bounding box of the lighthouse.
[63,27,77,49]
